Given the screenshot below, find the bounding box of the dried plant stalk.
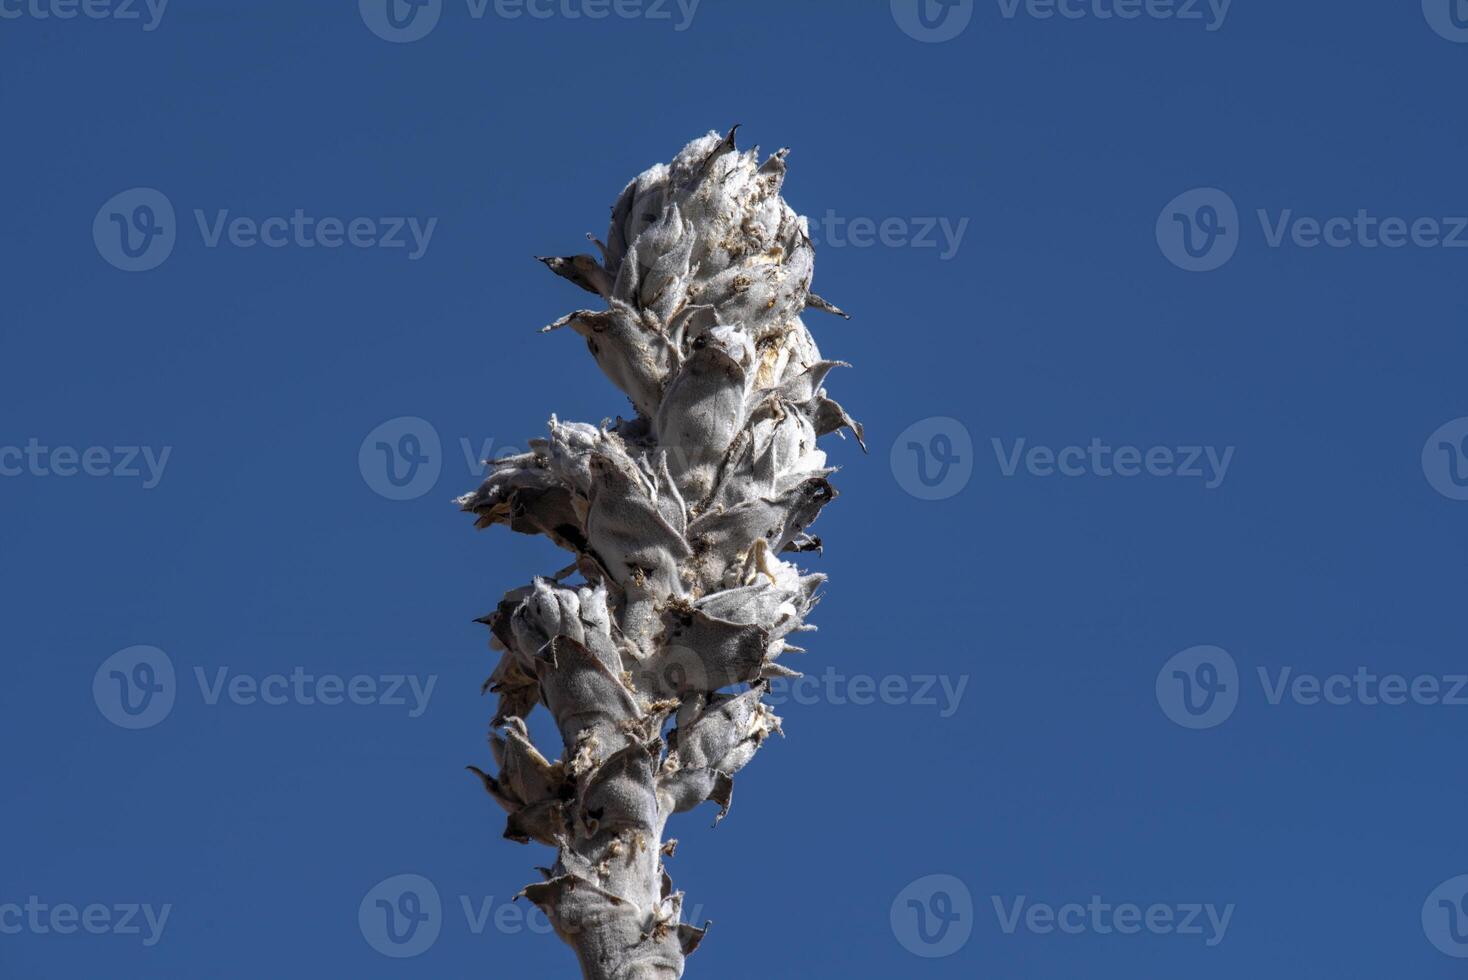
[460,128,860,979]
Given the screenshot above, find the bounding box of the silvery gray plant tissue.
[460,128,860,979]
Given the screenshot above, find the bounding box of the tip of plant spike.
[807,292,850,319]
[699,124,742,175]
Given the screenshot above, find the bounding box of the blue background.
[3,1,1467,976]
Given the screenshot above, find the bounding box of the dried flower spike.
[460,128,859,979]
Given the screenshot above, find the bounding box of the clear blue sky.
[4,1,1468,977]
